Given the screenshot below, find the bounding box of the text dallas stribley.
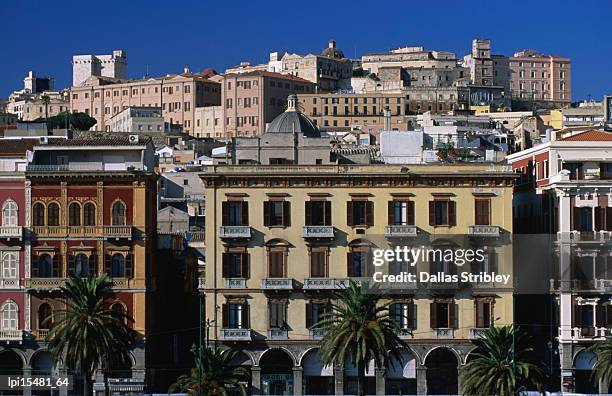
[372,271,511,285]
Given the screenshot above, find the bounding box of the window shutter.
[607,207,612,231]
[241,202,249,226]
[105,255,112,276]
[573,304,582,327]
[52,255,60,277]
[430,303,437,328]
[241,253,250,278]
[347,201,354,226]
[365,201,374,227]
[388,201,394,225]
[283,201,291,226]
[410,303,418,330]
[305,202,312,226]
[243,304,250,328]
[32,258,39,277]
[572,207,580,230]
[263,202,271,227]
[222,253,229,278]
[594,207,604,231]
[221,202,229,226]
[306,303,313,328]
[67,255,75,277]
[90,255,97,276]
[269,303,276,328]
[596,305,603,328]
[324,201,331,225]
[606,305,612,327]
[429,201,435,226]
[449,201,456,227]
[451,303,458,329]
[347,252,354,277]
[488,251,497,273]
[222,304,228,327]
[408,201,415,225]
[476,300,484,328]
[126,254,133,278]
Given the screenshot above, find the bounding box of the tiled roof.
[223,70,314,84]
[561,130,612,142]
[42,135,152,147]
[0,139,36,155]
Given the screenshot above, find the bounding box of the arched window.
[112,254,125,277]
[111,201,126,226]
[47,203,60,226]
[1,251,18,279]
[35,254,53,278]
[83,203,96,226]
[1,301,18,330]
[69,254,91,278]
[68,202,81,226]
[111,301,128,325]
[38,303,53,330]
[2,200,18,226]
[33,203,45,226]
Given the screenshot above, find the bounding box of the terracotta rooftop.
[40,135,152,147]
[561,130,612,142]
[0,140,36,155]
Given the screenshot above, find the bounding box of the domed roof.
[321,39,344,59]
[265,95,321,138]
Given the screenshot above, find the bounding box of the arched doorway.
[574,349,598,394]
[302,349,333,395]
[425,347,458,395]
[0,350,23,395]
[386,349,417,395]
[31,351,54,396]
[229,351,252,394]
[344,355,375,395]
[259,349,293,396]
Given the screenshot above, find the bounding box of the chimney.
[383,106,391,131]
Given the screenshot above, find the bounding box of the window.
[347,246,370,277]
[388,200,414,225]
[263,201,290,227]
[430,299,456,329]
[573,207,593,232]
[268,250,285,277]
[269,300,287,329]
[110,253,125,277]
[1,199,18,226]
[222,252,249,278]
[69,254,93,278]
[104,253,132,278]
[33,254,58,278]
[310,247,328,277]
[306,302,328,328]
[475,298,493,328]
[47,203,60,226]
[222,201,248,226]
[305,201,331,226]
[1,301,18,330]
[391,301,416,329]
[1,251,18,279]
[429,199,456,226]
[68,202,81,226]
[38,303,53,330]
[347,201,373,227]
[111,201,127,226]
[600,163,612,180]
[33,203,45,226]
[83,203,96,226]
[474,199,491,225]
[223,302,249,329]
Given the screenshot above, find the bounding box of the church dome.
[321,39,345,59]
[265,94,321,138]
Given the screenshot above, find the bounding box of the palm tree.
[315,280,407,396]
[461,325,542,396]
[40,94,50,121]
[589,338,612,390]
[168,346,248,396]
[46,275,138,396]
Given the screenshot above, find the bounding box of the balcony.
[432,328,454,339]
[0,329,23,342]
[469,328,488,339]
[303,226,335,238]
[385,225,418,238]
[103,226,133,239]
[560,230,612,243]
[220,328,251,341]
[550,279,612,292]
[468,225,500,237]
[309,328,326,340]
[219,226,251,239]
[261,278,294,290]
[303,277,349,290]
[31,225,133,239]
[0,226,23,240]
[564,327,611,341]
[110,278,147,289]
[25,278,67,290]
[223,278,246,289]
[268,328,288,340]
[0,278,19,288]
[33,329,49,340]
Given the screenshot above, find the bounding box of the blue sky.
[2,0,611,101]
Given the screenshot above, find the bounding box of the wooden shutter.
[451,303,458,329]
[243,304,250,328]
[126,254,133,278]
[430,302,437,328]
[388,201,394,225]
[241,202,249,226]
[222,253,229,278]
[324,201,331,225]
[347,252,354,276]
[283,201,291,226]
[572,206,580,230]
[221,202,229,226]
[241,253,250,278]
[305,303,313,328]
[67,254,75,277]
[408,201,415,225]
[263,202,271,227]
[606,305,612,327]
[476,300,484,328]
[488,251,497,273]
[410,303,418,330]
[222,304,228,327]
[365,201,374,227]
[449,201,456,227]
[89,255,97,276]
[347,201,354,226]
[104,255,112,276]
[596,305,603,328]
[594,207,604,231]
[573,304,582,327]
[32,257,39,277]
[305,201,312,226]
[429,201,435,226]
[607,207,612,231]
[52,255,60,277]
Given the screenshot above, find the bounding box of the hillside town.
[0,35,611,396]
